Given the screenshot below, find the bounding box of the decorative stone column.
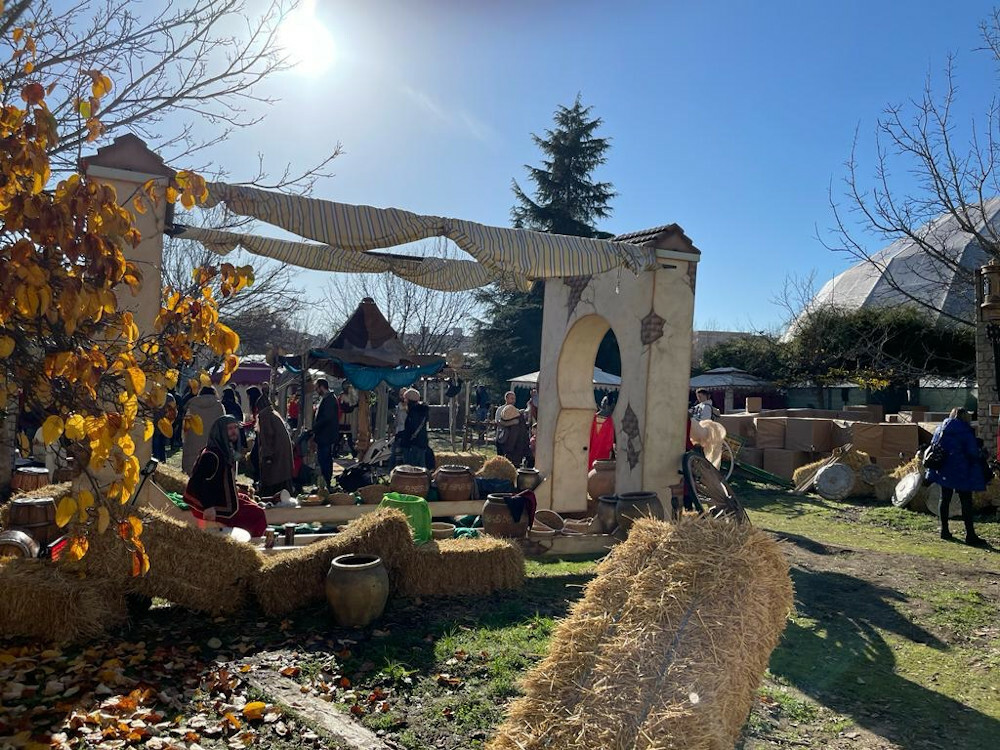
[976,262,1000,453]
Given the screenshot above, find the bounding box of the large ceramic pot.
[614,491,664,537]
[516,468,542,493]
[481,493,529,539]
[596,494,618,534]
[587,460,616,500]
[389,465,430,498]
[434,465,476,501]
[325,554,390,628]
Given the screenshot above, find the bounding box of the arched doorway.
[551,314,620,512]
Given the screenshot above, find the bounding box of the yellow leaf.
[55,496,77,528]
[97,506,110,534]
[164,369,179,388]
[17,432,30,455]
[64,414,86,441]
[157,418,173,439]
[186,414,203,436]
[125,367,146,396]
[126,515,143,540]
[0,335,14,358]
[42,415,64,445]
[118,433,135,456]
[77,98,91,119]
[143,420,154,441]
[187,378,199,394]
[198,372,212,388]
[64,536,89,562]
[77,490,95,523]
[242,701,267,721]
[131,193,147,215]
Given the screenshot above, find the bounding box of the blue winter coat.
[925,417,985,492]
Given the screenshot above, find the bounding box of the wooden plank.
[246,670,390,750]
[520,533,617,558]
[265,500,484,525]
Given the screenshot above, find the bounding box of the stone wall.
[976,309,998,451]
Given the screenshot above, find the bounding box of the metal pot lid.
[893,472,923,508]
[815,464,855,501]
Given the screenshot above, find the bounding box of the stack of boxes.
[717,408,928,480]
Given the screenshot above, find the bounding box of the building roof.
[689,368,774,390]
[613,224,701,255]
[509,368,621,390]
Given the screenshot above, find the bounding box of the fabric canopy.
[175,182,659,291]
[510,367,621,390]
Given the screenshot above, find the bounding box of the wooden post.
[357,390,371,453]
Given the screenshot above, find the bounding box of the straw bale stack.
[397,537,524,597]
[0,558,128,643]
[434,452,487,474]
[890,457,994,510]
[10,480,74,502]
[252,509,413,616]
[791,450,874,498]
[487,517,793,750]
[478,456,517,484]
[152,463,190,496]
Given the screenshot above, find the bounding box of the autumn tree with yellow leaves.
[0,11,250,573]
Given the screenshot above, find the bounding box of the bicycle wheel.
[719,440,736,481]
[682,451,750,524]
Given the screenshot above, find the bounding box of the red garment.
[287,399,300,421]
[588,415,615,469]
[189,492,267,537]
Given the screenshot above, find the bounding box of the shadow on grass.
[771,566,1000,748]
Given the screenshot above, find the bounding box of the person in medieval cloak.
[256,397,295,496]
[496,404,531,468]
[400,388,432,468]
[182,386,225,475]
[183,415,268,537]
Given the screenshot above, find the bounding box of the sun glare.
[279,0,336,75]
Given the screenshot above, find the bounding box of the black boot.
[958,492,985,546]
[939,489,953,540]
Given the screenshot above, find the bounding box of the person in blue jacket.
[925,408,987,547]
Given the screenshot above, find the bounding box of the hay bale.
[791,450,873,497]
[0,559,127,643]
[478,456,517,484]
[434,451,487,474]
[152,463,189,496]
[487,517,793,750]
[252,509,413,617]
[396,537,524,598]
[10,480,74,502]
[873,476,897,503]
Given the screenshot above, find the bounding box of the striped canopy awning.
[173,182,659,291]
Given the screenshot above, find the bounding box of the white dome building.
[805,198,1000,326]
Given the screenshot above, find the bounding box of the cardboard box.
[754,417,787,449]
[784,418,834,452]
[850,423,884,455]
[737,447,764,468]
[745,396,763,413]
[898,406,928,423]
[832,421,853,448]
[880,423,920,458]
[875,455,906,472]
[837,409,877,423]
[846,404,885,422]
[763,449,810,480]
[718,414,757,445]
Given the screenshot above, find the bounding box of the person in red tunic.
[588,397,616,469]
[183,415,268,537]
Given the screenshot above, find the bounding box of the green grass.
[920,586,1000,637]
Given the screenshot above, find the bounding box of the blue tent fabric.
[300,349,443,389]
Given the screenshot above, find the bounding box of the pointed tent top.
[327,297,409,358]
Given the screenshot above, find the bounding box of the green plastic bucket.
[379,492,432,545]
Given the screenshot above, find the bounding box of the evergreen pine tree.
[473,97,617,400]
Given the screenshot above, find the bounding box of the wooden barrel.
[0,529,40,559]
[434,465,475,501]
[11,467,49,492]
[9,497,60,546]
[53,458,77,484]
[389,465,430,498]
[481,493,529,538]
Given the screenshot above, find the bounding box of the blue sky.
[193,0,1000,331]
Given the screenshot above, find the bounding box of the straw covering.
[478,455,517,484]
[487,517,793,750]
[252,509,413,616]
[397,537,524,597]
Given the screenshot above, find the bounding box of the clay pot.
[481,493,529,539]
[325,554,389,628]
[389,465,431,498]
[596,494,619,534]
[587,460,616,500]
[434,465,475,502]
[615,491,664,537]
[516,468,542,493]
[431,521,456,540]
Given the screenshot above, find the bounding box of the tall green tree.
[474,97,617,398]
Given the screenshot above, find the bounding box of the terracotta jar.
[596,494,618,534]
[516,467,542,493]
[481,493,529,539]
[587,459,616,500]
[615,491,664,537]
[325,554,390,628]
[434,465,476,502]
[389,465,430,498]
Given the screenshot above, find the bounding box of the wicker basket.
[358,484,388,506]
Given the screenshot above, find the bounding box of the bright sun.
[279,0,336,75]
